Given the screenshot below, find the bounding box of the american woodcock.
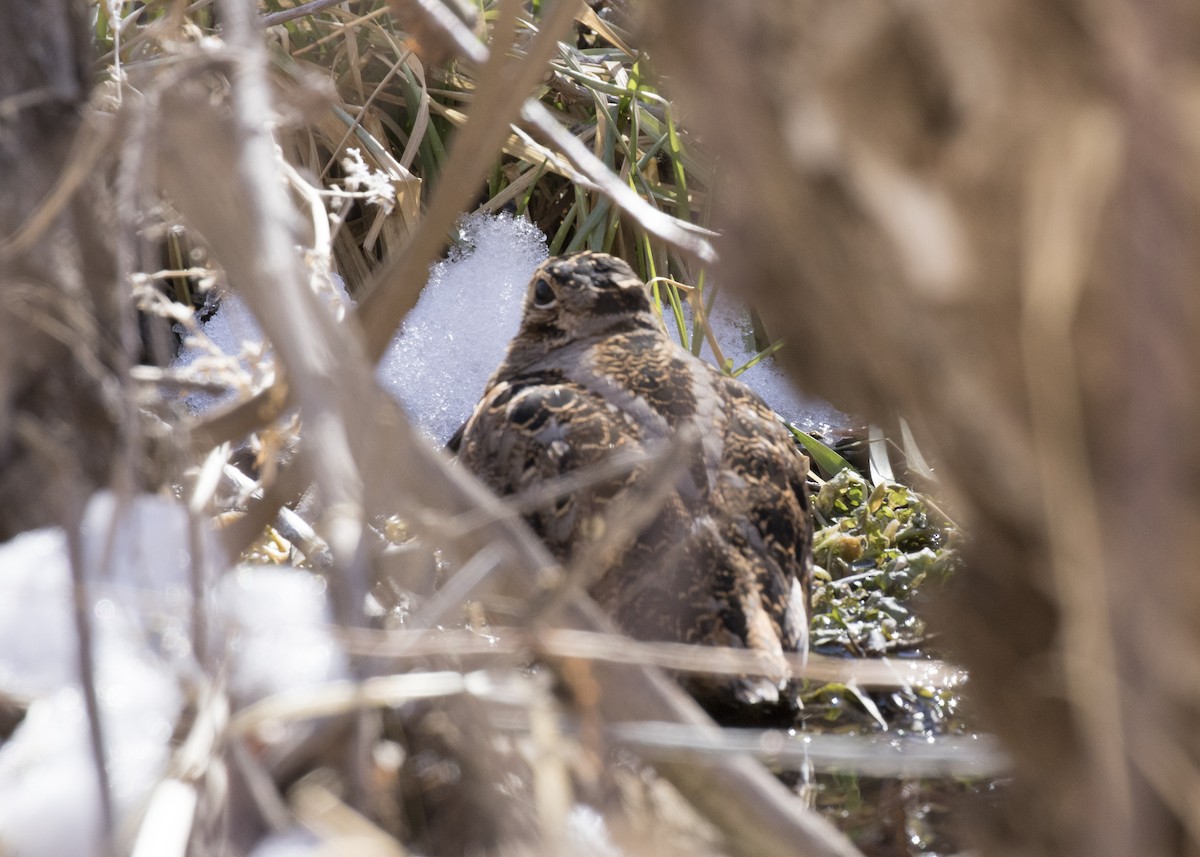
[455,251,812,709]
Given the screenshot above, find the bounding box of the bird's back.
[456,252,812,709]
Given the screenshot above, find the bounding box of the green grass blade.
[785,423,857,478]
[731,340,785,377]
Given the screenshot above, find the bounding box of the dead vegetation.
[641,2,1200,856]
[5,1,1194,856]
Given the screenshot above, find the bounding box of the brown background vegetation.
[4,1,1200,855]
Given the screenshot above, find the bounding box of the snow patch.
[376,213,549,443]
[0,495,346,857]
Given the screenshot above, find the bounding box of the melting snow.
[0,496,345,857]
[376,213,549,443]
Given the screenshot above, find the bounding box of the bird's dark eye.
[533,277,556,308]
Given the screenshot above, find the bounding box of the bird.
[453,251,812,711]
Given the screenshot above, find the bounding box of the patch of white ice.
[0,500,187,857]
[376,213,549,444]
[171,289,269,412]
[214,566,347,704]
[0,494,346,857]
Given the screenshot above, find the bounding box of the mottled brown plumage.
[456,252,812,707]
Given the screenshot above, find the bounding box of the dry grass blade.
[129,780,199,857]
[357,0,580,362]
[603,722,1008,779]
[337,626,966,690]
[21,420,121,849]
[0,110,121,261]
[1131,728,1200,849]
[432,102,585,184]
[220,463,333,572]
[262,0,351,28]
[128,365,229,394]
[387,0,488,64]
[229,672,470,736]
[1019,104,1130,832]
[132,673,229,857]
[576,4,633,56]
[213,0,375,534]
[290,778,410,856]
[403,544,509,633]
[229,736,294,834]
[520,101,718,264]
[216,457,311,568]
[65,522,116,849]
[541,630,967,691]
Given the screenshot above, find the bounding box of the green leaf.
[785,423,856,478]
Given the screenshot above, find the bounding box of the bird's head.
[514,252,659,351]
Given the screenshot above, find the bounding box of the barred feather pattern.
[456,252,812,708]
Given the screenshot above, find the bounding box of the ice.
[214,566,347,704]
[0,495,347,857]
[376,213,549,443]
[0,691,108,857]
[0,677,181,857]
[0,495,344,708]
[193,289,264,360]
[171,272,358,414]
[170,288,270,412]
[0,531,185,857]
[0,494,197,698]
[80,492,197,596]
[0,529,81,695]
[0,495,195,857]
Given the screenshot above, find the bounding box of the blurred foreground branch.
[640,2,1200,855]
[0,0,126,540]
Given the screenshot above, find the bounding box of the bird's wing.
[456,372,644,559]
[711,375,814,651]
